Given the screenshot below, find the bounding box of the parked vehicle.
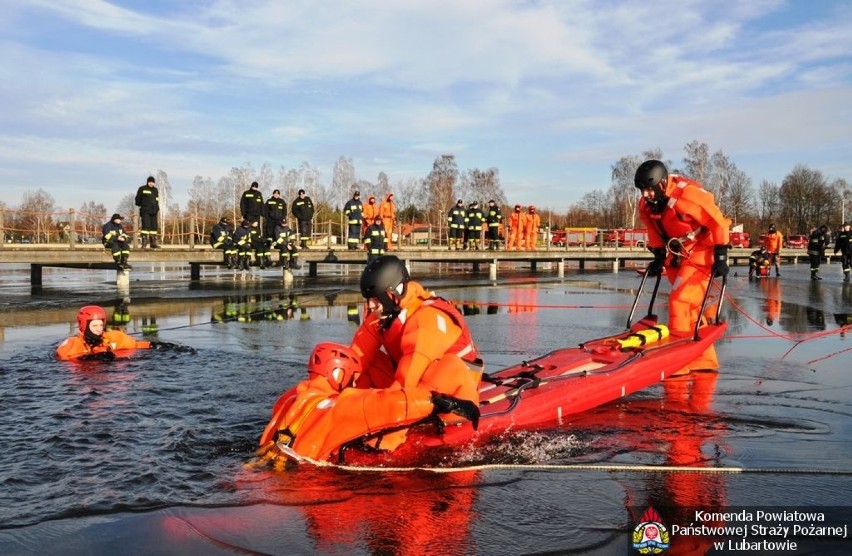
[551,228,597,247]
[605,228,648,247]
[785,234,807,249]
[729,231,751,248]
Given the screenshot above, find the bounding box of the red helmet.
[307,342,361,391]
[77,305,107,334]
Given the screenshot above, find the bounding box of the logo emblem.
[632,507,670,554]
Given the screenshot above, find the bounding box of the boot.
[140,235,148,249]
[300,239,308,249]
[114,256,124,270]
[149,236,160,249]
[279,257,289,270]
[258,255,267,269]
[239,255,249,271]
[120,254,132,270]
[289,259,301,270]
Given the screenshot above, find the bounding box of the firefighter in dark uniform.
[485,199,502,250]
[807,225,829,280]
[344,191,364,250]
[834,222,851,282]
[292,189,315,249]
[210,216,237,268]
[102,213,131,270]
[263,189,287,239]
[249,220,271,269]
[135,176,160,248]
[447,199,466,251]
[240,181,264,225]
[272,222,301,269]
[748,245,770,279]
[232,219,253,271]
[465,201,484,250]
[364,215,388,261]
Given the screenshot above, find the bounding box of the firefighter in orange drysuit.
[261,342,479,463]
[56,305,152,361]
[362,195,378,238]
[524,205,540,251]
[507,204,525,250]
[350,255,484,401]
[379,193,396,250]
[635,160,730,372]
[762,224,784,277]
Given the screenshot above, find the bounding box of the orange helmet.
[77,305,107,334]
[307,342,361,391]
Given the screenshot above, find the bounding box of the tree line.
[2,143,849,243]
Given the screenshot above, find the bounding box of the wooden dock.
[0,243,819,287]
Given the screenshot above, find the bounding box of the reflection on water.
[1,266,851,554]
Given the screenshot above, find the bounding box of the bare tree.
[682,141,711,190]
[18,189,57,243]
[77,201,107,241]
[610,155,642,228]
[394,177,426,224]
[426,155,458,232]
[780,165,837,233]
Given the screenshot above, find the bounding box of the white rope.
[315,461,852,475]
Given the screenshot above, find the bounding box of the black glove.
[712,245,729,277]
[79,351,115,361]
[151,341,196,353]
[431,393,480,430]
[647,248,666,276]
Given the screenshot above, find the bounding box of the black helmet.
[635,160,669,212]
[634,160,668,190]
[360,255,410,327]
[769,224,776,232]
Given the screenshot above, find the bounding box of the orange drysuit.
[639,175,730,371]
[56,330,151,360]
[379,194,396,249]
[763,229,783,273]
[272,375,439,462]
[362,196,378,237]
[524,206,540,251]
[507,207,525,250]
[350,280,483,403]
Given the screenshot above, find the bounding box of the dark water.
[1,262,851,555]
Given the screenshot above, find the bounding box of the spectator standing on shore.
[292,189,315,249]
[264,189,287,239]
[524,205,540,251]
[343,191,363,250]
[835,223,851,282]
[763,224,783,277]
[102,213,131,270]
[240,182,264,225]
[362,195,378,239]
[379,193,397,250]
[465,201,483,250]
[135,176,160,249]
[507,204,525,250]
[485,200,502,250]
[447,199,466,251]
[807,225,830,280]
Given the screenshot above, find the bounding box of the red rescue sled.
[260,274,728,467]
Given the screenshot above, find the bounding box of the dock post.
[190,263,201,281]
[558,259,564,278]
[116,269,130,288]
[489,260,497,281]
[31,264,43,286]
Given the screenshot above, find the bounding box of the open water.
[0,261,851,555]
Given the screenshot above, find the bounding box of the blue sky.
[1,0,850,213]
